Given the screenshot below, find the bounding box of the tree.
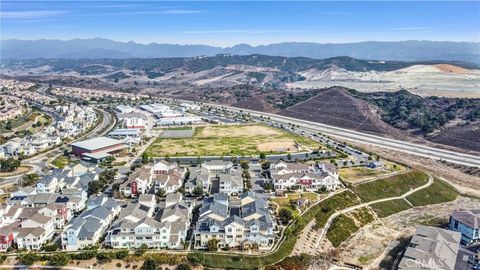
[156,188,166,199]
[0,158,20,172]
[260,160,270,171]
[193,186,203,197]
[259,152,266,159]
[142,152,149,164]
[278,208,293,225]
[207,238,220,251]
[21,173,39,187]
[263,182,274,191]
[287,153,292,160]
[240,160,249,171]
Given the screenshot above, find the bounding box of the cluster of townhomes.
[120,160,186,197]
[0,104,97,158]
[0,156,348,253]
[270,161,341,191]
[54,104,97,138]
[0,163,100,251]
[0,95,25,122]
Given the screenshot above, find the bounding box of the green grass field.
[351,170,429,202]
[406,179,458,206]
[370,199,412,218]
[146,123,321,157]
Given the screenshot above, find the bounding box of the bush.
[18,253,39,265]
[70,250,97,260]
[116,262,122,268]
[176,264,191,270]
[48,253,70,267]
[96,252,116,262]
[115,249,129,259]
[43,243,58,252]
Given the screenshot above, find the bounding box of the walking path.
[314,174,433,251]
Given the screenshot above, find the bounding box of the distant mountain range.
[1,38,479,64]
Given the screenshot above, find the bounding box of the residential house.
[398,226,471,270]
[449,210,480,245]
[194,192,276,250]
[106,195,190,249]
[120,166,153,197]
[152,160,185,194]
[270,161,341,191]
[61,197,120,250]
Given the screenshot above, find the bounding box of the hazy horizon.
[2,1,479,46]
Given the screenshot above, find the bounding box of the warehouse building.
[71,137,127,163]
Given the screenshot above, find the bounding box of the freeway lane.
[192,101,480,168]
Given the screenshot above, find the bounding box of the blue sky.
[1,1,479,46]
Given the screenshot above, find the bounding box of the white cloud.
[0,10,68,19]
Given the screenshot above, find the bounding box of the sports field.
[145,123,321,157]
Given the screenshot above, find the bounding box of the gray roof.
[71,137,124,151]
[451,210,480,229]
[399,226,461,270]
[196,191,274,234]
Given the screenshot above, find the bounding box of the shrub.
[18,253,39,265]
[48,253,70,267]
[116,262,122,268]
[176,264,191,270]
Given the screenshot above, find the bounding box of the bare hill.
[278,87,408,138]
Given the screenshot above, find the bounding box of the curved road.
[191,101,480,168]
[0,108,115,187]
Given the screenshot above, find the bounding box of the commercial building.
[71,137,127,162]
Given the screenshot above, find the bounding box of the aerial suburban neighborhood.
[0,78,478,270]
[1,2,480,269]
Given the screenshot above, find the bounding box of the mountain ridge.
[1,38,479,64]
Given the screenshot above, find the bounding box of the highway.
[191,101,480,168]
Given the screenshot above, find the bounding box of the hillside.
[278,87,408,138]
[2,55,479,98]
[267,88,480,153]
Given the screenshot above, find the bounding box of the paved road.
[314,174,434,251]
[0,108,116,187]
[188,101,480,168]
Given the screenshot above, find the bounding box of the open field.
[350,170,429,202]
[370,199,412,218]
[406,179,459,206]
[145,123,321,157]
